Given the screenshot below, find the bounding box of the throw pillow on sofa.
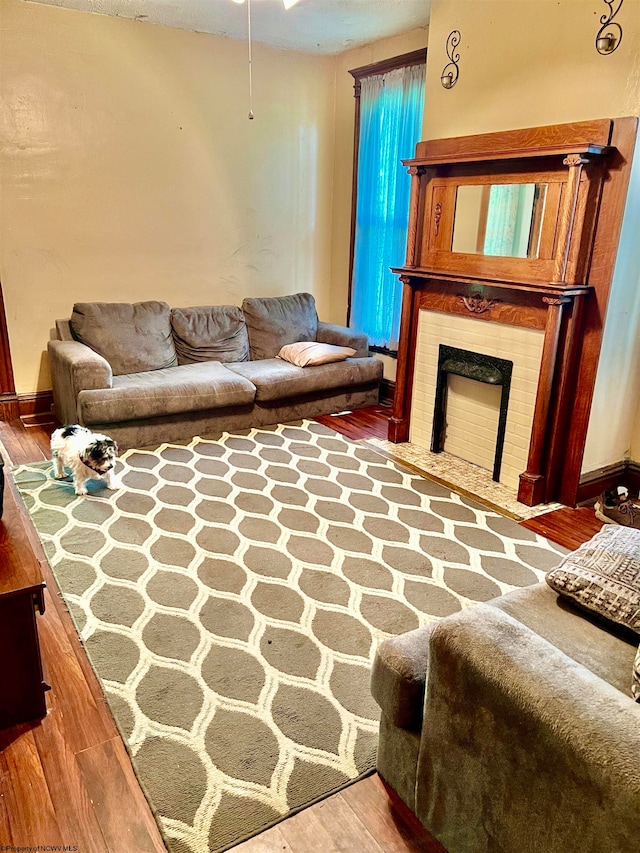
[546,525,640,634]
[547,525,640,702]
[242,293,318,360]
[70,301,178,376]
[277,341,356,367]
[171,306,250,365]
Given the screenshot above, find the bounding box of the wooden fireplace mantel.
[390,117,638,507]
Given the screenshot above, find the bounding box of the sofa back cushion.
[70,301,178,376]
[171,306,250,365]
[242,293,318,360]
[55,319,75,341]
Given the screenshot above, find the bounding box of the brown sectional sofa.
[48,293,382,450]
[371,527,640,853]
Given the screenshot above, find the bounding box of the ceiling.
[25,0,430,55]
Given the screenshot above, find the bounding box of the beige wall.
[583,135,640,470]
[0,0,336,393]
[423,0,640,140]
[423,0,640,471]
[0,0,427,395]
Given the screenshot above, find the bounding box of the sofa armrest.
[48,340,113,425]
[316,321,369,358]
[417,603,640,853]
[372,626,433,730]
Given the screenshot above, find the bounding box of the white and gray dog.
[51,424,120,495]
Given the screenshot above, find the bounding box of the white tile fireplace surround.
[410,311,545,492]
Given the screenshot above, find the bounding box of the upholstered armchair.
[371,531,640,853]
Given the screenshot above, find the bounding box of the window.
[348,51,426,353]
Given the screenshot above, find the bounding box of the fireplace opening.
[431,345,513,482]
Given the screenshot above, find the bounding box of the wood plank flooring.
[0,407,601,852]
[521,505,603,551]
[233,775,445,853]
[0,417,167,853]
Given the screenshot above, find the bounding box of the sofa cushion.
[492,582,638,695]
[546,525,640,634]
[171,306,250,365]
[78,362,256,424]
[226,357,382,402]
[277,341,356,367]
[242,293,318,360]
[71,302,178,376]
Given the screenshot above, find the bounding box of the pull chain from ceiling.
[247,0,254,119]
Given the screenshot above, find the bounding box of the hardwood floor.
[0,418,166,853]
[520,505,603,551]
[315,405,391,441]
[0,407,601,852]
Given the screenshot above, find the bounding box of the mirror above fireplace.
[414,153,605,288]
[451,183,548,259]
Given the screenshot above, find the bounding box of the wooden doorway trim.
[0,280,19,422]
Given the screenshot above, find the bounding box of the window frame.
[347,48,427,356]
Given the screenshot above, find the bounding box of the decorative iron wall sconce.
[441,30,461,88]
[595,0,623,54]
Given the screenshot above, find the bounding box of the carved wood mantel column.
[517,295,572,506]
[389,275,415,443]
[405,166,427,268]
[552,154,589,283]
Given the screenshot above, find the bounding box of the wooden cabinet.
[0,482,49,729]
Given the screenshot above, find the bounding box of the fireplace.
[431,345,513,482]
[386,119,637,506]
[409,311,543,492]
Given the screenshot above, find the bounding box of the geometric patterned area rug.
[12,420,566,853]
